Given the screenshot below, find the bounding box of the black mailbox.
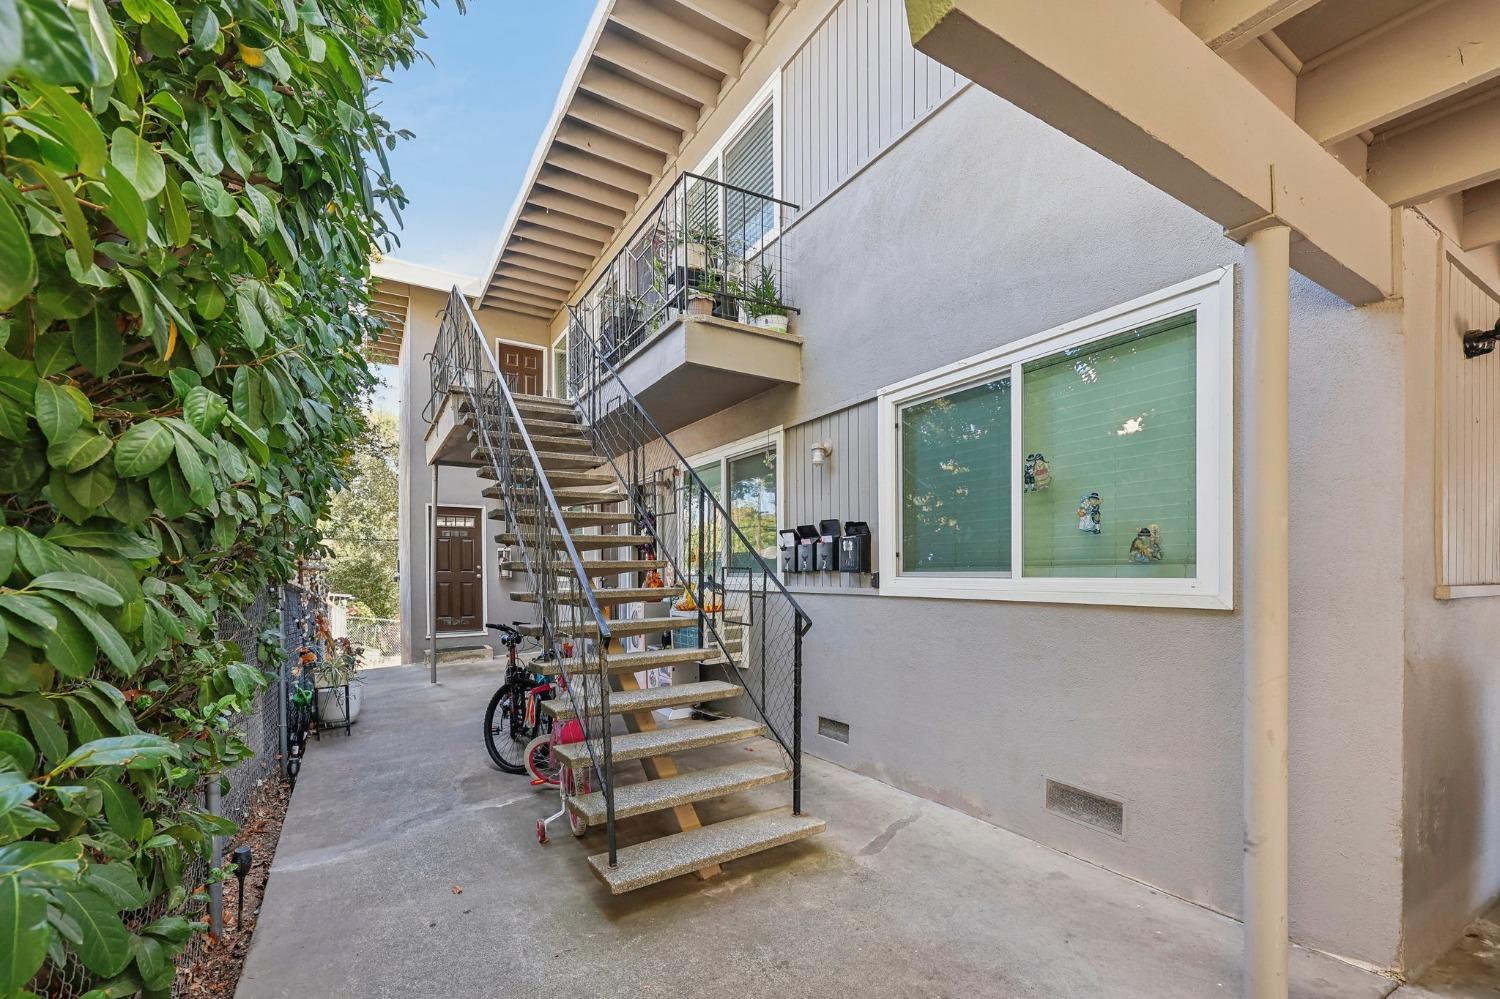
[816,519,841,571]
[839,521,872,573]
[778,529,799,574]
[794,525,818,573]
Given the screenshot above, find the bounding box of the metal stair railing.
[429,287,620,866]
[564,301,813,815]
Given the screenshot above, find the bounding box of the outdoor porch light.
[810,441,832,467]
[1463,320,1500,359]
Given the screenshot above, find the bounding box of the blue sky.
[374,2,597,279]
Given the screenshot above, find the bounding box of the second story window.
[694,81,779,258]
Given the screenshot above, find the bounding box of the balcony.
[566,172,802,436]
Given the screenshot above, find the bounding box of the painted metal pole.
[1243,223,1291,999]
[277,589,288,775]
[430,462,439,684]
[206,779,224,937]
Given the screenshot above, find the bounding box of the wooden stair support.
[605,604,721,881]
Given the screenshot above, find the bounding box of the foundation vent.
[817,716,850,744]
[1045,779,1124,836]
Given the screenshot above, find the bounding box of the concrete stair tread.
[504,469,615,487]
[483,485,626,506]
[495,532,655,550]
[507,510,636,526]
[473,447,599,469]
[542,679,742,721]
[509,433,595,452]
[533,646,708,676]
[587,806,825,894]
[555,716,766,768]
[519,616,698,640]
[501,558,666,576]
[514,586,684,606]
[568,759,789,824]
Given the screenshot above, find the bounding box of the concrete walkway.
[237,662,1458,998]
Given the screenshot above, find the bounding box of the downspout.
[1242,223,1291,999]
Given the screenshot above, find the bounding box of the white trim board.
[876,267,1235,610]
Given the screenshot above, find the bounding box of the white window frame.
[876,267,1234,610]
[692,75,782,254]
[687,426,785,585]
[548,328,568,399]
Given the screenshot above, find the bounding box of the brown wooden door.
[497,342,543,396]
[434,507,482,633]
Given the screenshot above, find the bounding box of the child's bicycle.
[525,665,591,844]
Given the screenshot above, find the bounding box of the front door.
[497,342,543,396]
[434,507,482,633]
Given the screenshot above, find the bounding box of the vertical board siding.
[785,401,879,590]
[781,0,965,215]
[1439,254,1500,588]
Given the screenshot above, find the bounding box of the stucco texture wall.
[1399,212,1500,974]
[396,286,554,664]
[668,86,1408,966]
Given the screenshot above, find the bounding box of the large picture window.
[686,429,783,585]
[877,269,1232,609]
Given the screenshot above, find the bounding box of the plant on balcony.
[598,289,642,360]
[744,267,790,333]
[0,0,432,991]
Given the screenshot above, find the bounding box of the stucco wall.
[395,286,554,664]
[1400,212,1500,973]
[664,86,1408,966]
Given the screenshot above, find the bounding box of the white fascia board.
[371,256,479,296]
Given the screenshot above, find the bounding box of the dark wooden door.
[498,342,543,396]
[434,507,482,633]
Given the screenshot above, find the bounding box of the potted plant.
[315,637,364,725]
[673,214,722,277]
[745,265,790,333]
[687,267,719,317]
[598,289,641,360]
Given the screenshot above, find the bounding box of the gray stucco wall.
[396,286,554,664]
[1399,213,1500,973]
[665,86,1408,966]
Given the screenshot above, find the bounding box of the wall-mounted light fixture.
[810,441,833,467]
[1464,320,1500,359]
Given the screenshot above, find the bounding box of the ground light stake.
[233,846,253,928]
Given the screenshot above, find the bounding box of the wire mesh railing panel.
[428,288,618,861]
[567,171,798,396]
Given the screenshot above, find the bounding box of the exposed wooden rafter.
[1180,0,1327,52]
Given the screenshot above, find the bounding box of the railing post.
[793,609,803,816]
[695,483,705,650]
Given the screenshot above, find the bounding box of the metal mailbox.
[816,519,841,571]
[778,528,800,574]
[794,524,818,573]
[839,521,872,573]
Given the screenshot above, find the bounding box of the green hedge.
[0,0,431,992]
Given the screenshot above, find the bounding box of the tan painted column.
[1243,223,1291,999]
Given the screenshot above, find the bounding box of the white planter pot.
[317,683,363,725]
[674,243,709,271]
[754,314,789,333]
[686,293,715,317]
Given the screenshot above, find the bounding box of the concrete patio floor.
[236,661,1482,999]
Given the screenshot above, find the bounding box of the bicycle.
[482,622,550,774]
[526,664,590,844]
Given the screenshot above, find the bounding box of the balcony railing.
[567,171,799,394]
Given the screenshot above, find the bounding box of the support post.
[206,779,224,938]
[430,462,439,684]
[277,588,288,775]
[1243,223,1291,999]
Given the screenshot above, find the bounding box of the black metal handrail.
[565,300,811,813]
[429,288,619,863]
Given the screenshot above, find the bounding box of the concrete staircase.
[470,391,824,894]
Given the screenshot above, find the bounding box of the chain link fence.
[29,582,326,998]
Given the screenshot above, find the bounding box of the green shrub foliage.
[0,0,431,991]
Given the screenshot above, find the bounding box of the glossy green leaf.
[73,307,123,377]
[0,734,34,776]
[33,380,82,443]
[101,167,147,245]
[183,386,227,434]
[187,103,223,175]
[59,888,131,977]
[32,83,106,177]
[46,429,110,473]
[30,573,124,608]
[57,735,177,770]
[109,128,166,200]
[0,194,36,312]
[113,421,173,479]
[190,4,218,49]
[0,878,48,992]
[0,0,20,83]
[16,0,95,85]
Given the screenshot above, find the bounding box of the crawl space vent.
[1045,779,1124,836]
[817,716,850,744]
